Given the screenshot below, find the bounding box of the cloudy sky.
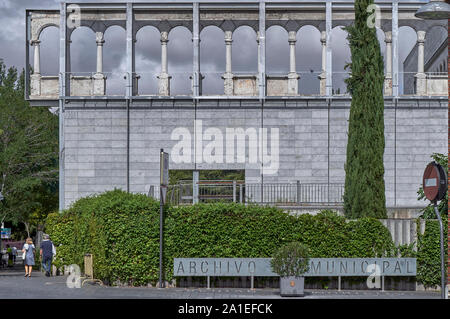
[0,0,423,95]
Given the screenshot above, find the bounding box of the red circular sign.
[423,163,440,201]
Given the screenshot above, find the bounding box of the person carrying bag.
[22,238,35,277]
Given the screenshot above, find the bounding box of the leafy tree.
[0,60,58,237]
[343,0,387,218]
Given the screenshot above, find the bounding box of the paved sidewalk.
[0,272,442,299]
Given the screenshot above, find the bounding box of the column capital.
[417,30,426,43]
[30,39,41,45]
[160,31,169,44]
[288,31,296,44]
[96,32,105,45]
[384,31,392,43]
[320,31,327,44]
[224,30,233,44]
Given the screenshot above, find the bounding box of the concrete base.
[157,73,171,96]
[280,277,305,297]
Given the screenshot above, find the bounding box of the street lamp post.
[415,0,450,20]
[415,0,450,301]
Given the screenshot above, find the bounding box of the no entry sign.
[422,162,447,202]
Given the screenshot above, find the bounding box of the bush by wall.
[416,217,448,288]
[46,190,400,286]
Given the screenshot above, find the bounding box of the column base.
[287,72,299,95]
[92,73,106,96]
[157,73,171,96]
[384,77,392,96]
[30,74,41,96]
[222,72,234,95]
[414,73,427,96]
[318,72,326,96]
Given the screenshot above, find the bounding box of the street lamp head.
[415,0,450,20]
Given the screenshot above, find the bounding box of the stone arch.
[30,12,60,42]
[135,25,161,95]
[399,19,428,33]
[296,25,321,95]
[265,21,289,33]
[266,25,289,74]
[36,26,59,76]
[70,26,96,74]
[103,25,126,95]
[399,26,418,95]
[424,25,448,75]
[232,25,258,74]
[200,26,225,95]
[103,23,126,34]
[35,23,59,42]
[168,26,193,95]
[330,26,351,95]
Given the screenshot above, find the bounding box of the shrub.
[416,217,448,288]
[46,191,398,286]
[271,242,310,277]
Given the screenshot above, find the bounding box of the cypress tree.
[343,0,387,218]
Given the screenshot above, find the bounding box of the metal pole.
[325,0,332,96]
[433,202,446,299]
[392,0,399,97]
[159,186,164,288]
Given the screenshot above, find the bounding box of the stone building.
[403,25,447,95]
[25,1,448,215]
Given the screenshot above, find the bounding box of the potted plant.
[271,242,310,297]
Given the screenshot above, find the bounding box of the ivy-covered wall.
[45,189,444,287]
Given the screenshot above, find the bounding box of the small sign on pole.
[422,161,447,299]
[159,149,169,289]
[1,228,11,239]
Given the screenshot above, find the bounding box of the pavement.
[0,270,442,299]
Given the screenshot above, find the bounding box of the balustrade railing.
[148,182,344,206]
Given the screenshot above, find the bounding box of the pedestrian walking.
[6,245,13,267]
[22,238,35,277]
[40,234,56,277]
[11,246,17,263]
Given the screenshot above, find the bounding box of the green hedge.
[416,218,448,288]
[46,190,399,286]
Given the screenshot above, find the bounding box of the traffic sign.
[422,162,447,202]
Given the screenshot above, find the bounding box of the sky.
[0,0,425,95]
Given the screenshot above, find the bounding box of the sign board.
[422,162,447,202]
[173,258,416,277]
[160,150,169,187]
[1,228,11,239]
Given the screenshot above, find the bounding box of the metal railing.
[148,182,344,206]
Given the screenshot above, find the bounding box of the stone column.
[93,32,106,95]
[222,30,234,95]
[384,31,393,96]
[33,40,41,75]
[95,32,104,74]
[415,30,427,95]
[287,31,299,95]
[318,31,327,95]
[30,40,41,95]
[158,31,171,96]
